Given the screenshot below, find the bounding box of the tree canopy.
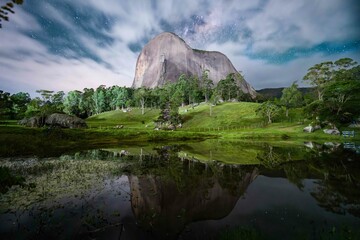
[0,0,24,29]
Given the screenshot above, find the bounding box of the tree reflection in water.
[0,141,359,239]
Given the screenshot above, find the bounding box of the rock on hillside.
[132,32,256,97]
[45,113,87,128]
[19,113,87,128]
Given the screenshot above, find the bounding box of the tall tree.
[303,61,333,101]
[209,88,220,117]
[79,88,94,117]
[10,91,30,119]
[280,82,303,117]
[92,86,106,115]
[200,70,213,102]
[175,74,190,106]
[303,58,360,124]
[216,73,239,101]
[0,90,12,119]
[134,87,149,115]
[110,86,128,110]
[63,90,82,116]
[52,91,65,112]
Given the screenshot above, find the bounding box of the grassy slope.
[84,102,359,141]
[86,108,160,128]
[1,102,358,157]
[179,102,264,129]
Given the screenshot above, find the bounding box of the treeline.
[256,58,360,125]
[1,58,359,127]
[0,71,254,120]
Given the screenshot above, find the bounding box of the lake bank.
[0,121,359,157]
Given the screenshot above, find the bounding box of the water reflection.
[0,141,360,239]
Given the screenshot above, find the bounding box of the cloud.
[246,0,360,53]
[0,0,359,96]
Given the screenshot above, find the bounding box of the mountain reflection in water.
[0,141,359,239]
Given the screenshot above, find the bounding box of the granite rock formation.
[132,32,256,97]
[19,113,87,128]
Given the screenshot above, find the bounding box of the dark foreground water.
[0,140,360,239]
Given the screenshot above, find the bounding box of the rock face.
[45,113,87,128]
[18,116,45,128]
[132,32,256,97]
[19,113,87,128]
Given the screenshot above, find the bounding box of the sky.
[0,0,359,96]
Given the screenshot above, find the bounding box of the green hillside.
[86,102,265,129]
[86,108,160,128]
[84,102,358,142]
[85,102,305,130]
[180,102,263,129]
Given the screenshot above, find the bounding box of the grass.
[86,108,160,129]
[0,102,359,158]
[180,102,264,129]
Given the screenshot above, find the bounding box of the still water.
[0,140,359,239]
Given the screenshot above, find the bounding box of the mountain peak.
[132,32,256,97]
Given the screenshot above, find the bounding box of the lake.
[0,140,360,239]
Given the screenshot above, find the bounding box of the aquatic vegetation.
[0,157,124,212]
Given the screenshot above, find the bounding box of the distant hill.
[256,87,313,99]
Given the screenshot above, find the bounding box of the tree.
[110,86,128,110]
[303,58,360,124]
[63,90,82,116]
[34,89,59,116]
[92,86,106,114]
[235,71,246,101]
[217,73,238,101]
[188,76,201,105]
[280,82,303,117]
[322,64,360,121]
[209,88,220,117]
[10,91,30,119]
[79,88,94,117]
[134,87,149,115]
[256,101,281,124]
[200,70,213,102]
[0,0,24,29]
[303,61,333,101]
[25,97,41,117]
[175,74,190,106]
[334,58,357,70]
[0,90,12,119]
[52,91,65,112]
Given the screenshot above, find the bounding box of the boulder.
[18,116,44,128]
[313,125,321,131]
[45,113,87,128]
[303,124,321,133]
[303,125,314,133]
[323,129,340,135]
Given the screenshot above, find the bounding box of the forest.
[1,58,359,127]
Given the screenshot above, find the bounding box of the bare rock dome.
[132,32,256,97]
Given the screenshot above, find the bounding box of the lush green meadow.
[1,102,358,157]
[86,102,359,141]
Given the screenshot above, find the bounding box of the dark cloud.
[0,0,359,95]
